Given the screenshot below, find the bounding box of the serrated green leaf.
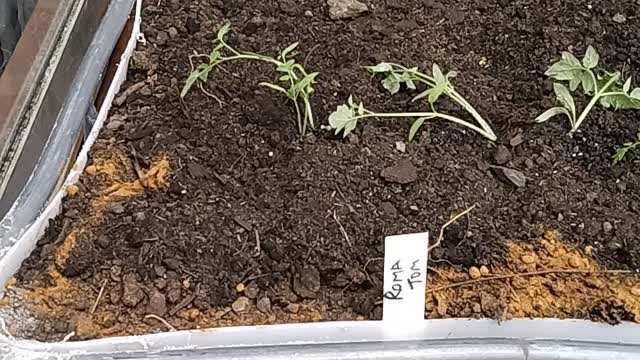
[599,93,640,110]
[433,64,446,84]
[554,83,576,118]
[535,107,572,123]
[582,46,599,69]
[328,103,358,137]
[406,78,416,90]
[368,62,393,73]
[382,74,401,94]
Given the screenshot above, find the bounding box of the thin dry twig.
[427,268,631,293]
[254,229,261,255]
[62,331,75,342]
[332,210,352,248]
[429,204,477,252]
[145,314,177,332]
[91,280,108,314]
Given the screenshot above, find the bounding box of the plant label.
[382,232,429,322]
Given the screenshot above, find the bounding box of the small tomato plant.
[612,130,640,165]
[328,63,497,141]
[537,46,640,133]
[182,24,318,135]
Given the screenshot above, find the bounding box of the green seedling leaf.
[382,73,401,94]
[446,71,457,79]
[554,83,576,118]
[217,23,231,41]
[279,75,291,81]
[428,81,448,104]
[561,51,582,67]
[623,78,632,93]
[329,103,358,137]
[535,107,572,123]
[412,89,429,102]
[259,82,289,96]
[408,116,434,141]
[631,88,640,98]
[582,46,599,69]
[368,62,393,73]
[432,64,446,84]
[281,42,299,60]
[600,93,640,110]
[181,64,211,98]
[612,131,640,165]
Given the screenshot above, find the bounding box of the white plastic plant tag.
[382,232,429,322]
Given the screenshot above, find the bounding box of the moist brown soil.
[2,0,640,341]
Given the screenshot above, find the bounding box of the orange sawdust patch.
[426,231,640,322]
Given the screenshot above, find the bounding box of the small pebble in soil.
[257,297,271,313]
[85,165,97,174]
[285,303,300,314]
[327,0,368,19]
[492,145,512,165]
[521,254,535,265]
[66,184,79,196]
[584,245,593,255]
[602,222,613,233]
[379,202,398,218]
[509,134,524,147]
[568,256,581,268]
[293,266,321,299]
[381,159,418,184]
[236,283,245,293]
[232,296,251,313]
[395,141,406,153]
[122,274,145,307]
[187,308,200,321]
[106,119,123,130]
[305,10,313,17]
[631,288,640,296]
[479,265,490,276]
[612,13,627,23]
[468,266,481,279]
[147,289,167,316]
[245,284,260,299]
[492,166,526,188]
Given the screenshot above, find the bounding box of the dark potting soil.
[6,0,640,341]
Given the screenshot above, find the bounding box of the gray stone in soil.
[613,13,626,23]
[379,202,398,218]
[257,297,271,313]
[122,274,145,307]
[285,303,300,314]
[293,266,321,299]
[491,166,526,187]
[147,289,167,316]
[603,222,613,233]
[381,159,418,184]
[232,296,251,313]
[493,145,512,165]
[327,0,368,19]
